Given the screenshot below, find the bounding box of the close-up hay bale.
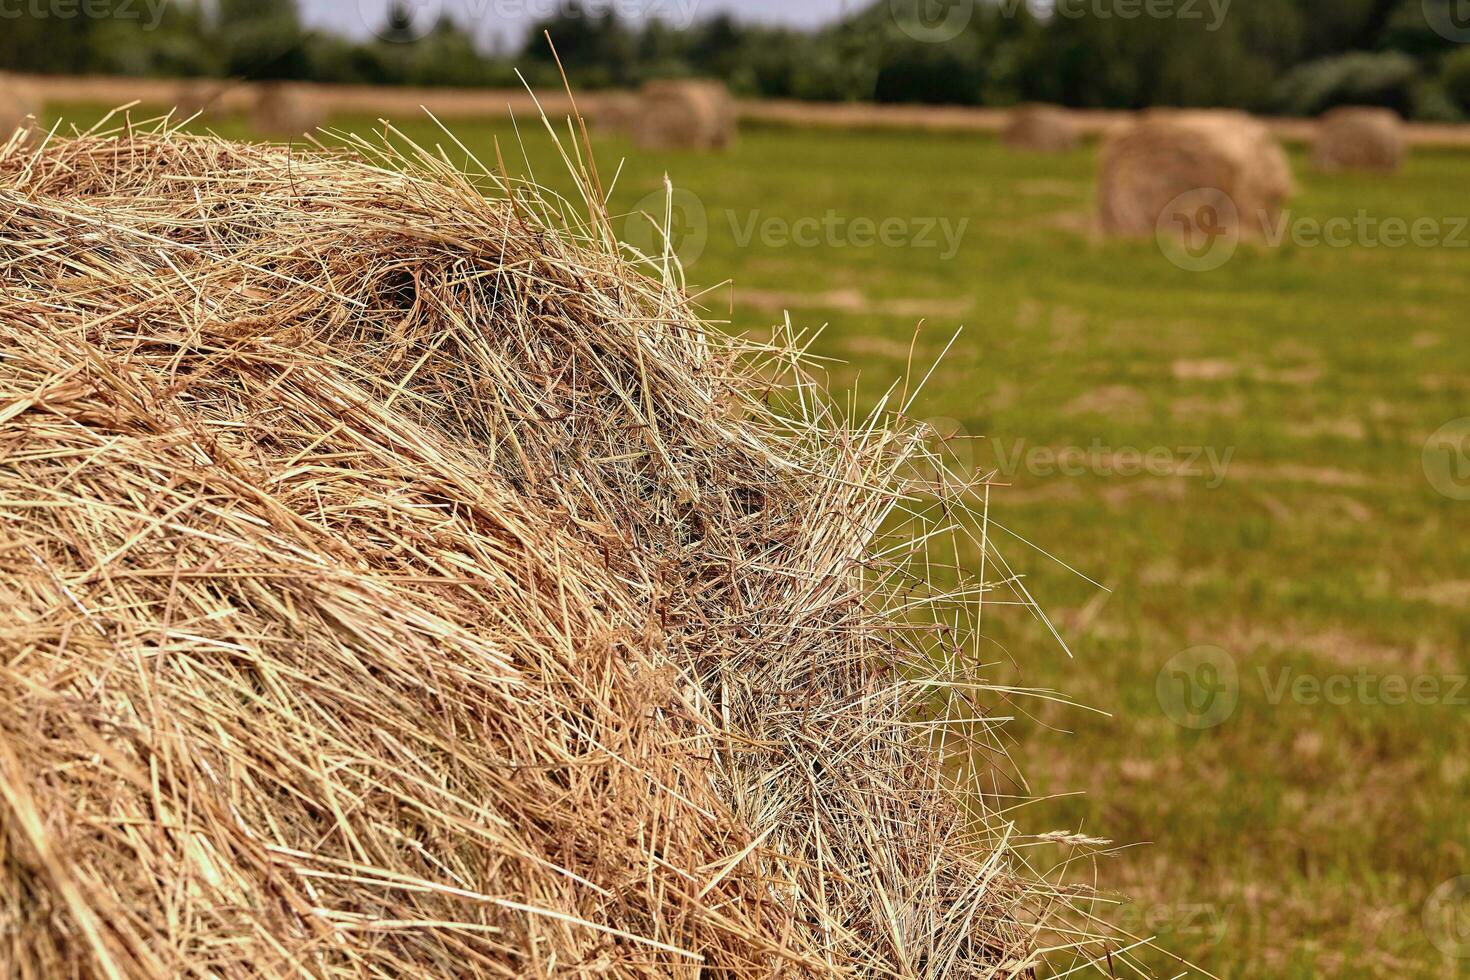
[633,79,736,150]
[0,75,39,135]
[0,123,1063,976]
[1312,105,1405,173]
[1003,104,1080,152]
[250,81,324,136]
[1098,109,1295,238]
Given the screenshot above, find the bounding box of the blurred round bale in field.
[589,90,641,135]
[251,82,325,137]
[1098,109,1295,238]
[174,79,226,121]
[0,74,39,135]
[633,79,736,151]
[1003,104,1080,152]
[1313,106,1404,174]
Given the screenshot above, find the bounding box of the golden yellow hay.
[633,79,736,150]
[0,118,1150,977]
[250,82,325,137]
[173,79,226,120]
[1098,110,1295,238]
[1313,106,1405,174]
[1003,104,1080,152]
[590,90,641,134]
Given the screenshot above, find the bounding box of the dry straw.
[1002,105,1080,153]
[1313,106,1404,174]
[634,79,736,150]
[1098,109,1295,238]
[0,109,1141,977]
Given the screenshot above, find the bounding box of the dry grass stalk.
[1313,106,1405,174]
[633,79,736,150]
[251,82,325,137]
[1098,109,1295,237]
[0,114,1137,977]
[1003,105,1080,153]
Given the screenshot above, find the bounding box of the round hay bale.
[174,79,225,120]
[1003,104,1080,152]
[1098,109,1295,238]
[250,82,324,137]
[0,126,1051,976]
[1313,106,1404,174]
[633,79,736,150]
[0,74,39,135]
[589,90,641,135]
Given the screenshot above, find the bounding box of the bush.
[1440,46,1470,114]
[1412,79,1463,122]
[1274,50,1421,116]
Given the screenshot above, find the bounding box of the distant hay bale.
[1003,104,1080,152]
[251,82,324,137]
[0,124,1080,976]
[633,79,736,150]
[1098,109,1295,238]
[0,74,38,135]
[173,79,225,120]
[1313,106,1404,174]
[590,90,641,134]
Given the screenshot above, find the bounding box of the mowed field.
[43,101,1470,978]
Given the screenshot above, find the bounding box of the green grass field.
[47,102,1470,978]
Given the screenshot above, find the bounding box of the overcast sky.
[298,0,855,48]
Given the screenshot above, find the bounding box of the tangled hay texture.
[0,119,1094,976]
[1098,110,1295,237]
[1313,106,1404,173]
[1002,105,1080,153]
[633,80,736,150]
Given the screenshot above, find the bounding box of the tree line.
[5,0,1470,120]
